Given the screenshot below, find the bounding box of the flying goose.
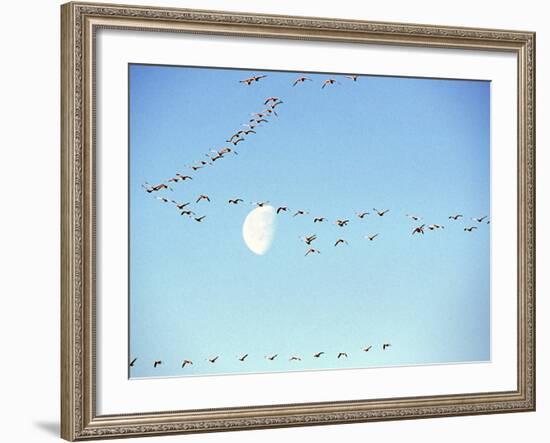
[337,352,348,359]
[277,206,289,214]
[366,234,379,241]
[196,194,211,203]
[293,76,312,86]
[238,354,249,362]
[181,359,193,368]
[305,248,321,256]
[153,360,162,368]
[313,217,327,223]
[464,226,478,232]
[412,224,425,235]
[382,343,391,350]
[335,219,350,227]
[313,352,325,358]
[373,208,390,216]
[293,210,309,217]
[207,356,219,363]
[228,198,244,204]
[194,215,206,222]
[345,75,358,81]
[265,354,278,361]
[472,216,488,223]
[239,75,267,85]
[289,356,302,361]
[334,239,348,247]
[322,79,337,89]
[129,358,137,367]
[448,214,463,220]
[362,346,372,352]
[356,211,370,219]
[301,234,317,245]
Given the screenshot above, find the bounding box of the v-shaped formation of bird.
[141,73,489,256]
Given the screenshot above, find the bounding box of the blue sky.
[129,63,490,378]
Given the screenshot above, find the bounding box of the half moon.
[242,205,276,255]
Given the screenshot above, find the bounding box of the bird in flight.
[228,198,243,205]
[464,226,478,232]
[229,137,245,146]
[427,224,445,230]
[412,224,425,235]
[254,201,270,207]
[269,100,284,109]
[406,214,421,221]
[301,234,317,245]
[362,346,372,352]
[264,97,280,105]
[345,75,358,81]
[237,129,256,136]
[172,200,190,210]
[238,354,249,362]
[448,214,463,220]
[366,234,379,241]
[356,211,370,219]
[277,206,289,214]
[265,354,278,361]
[188,164,204,171]
[181,359,193,368]
[207,356,219,363]
[196,194,211,203]
[293,210,309,217]
[472,216,488,223]
[322,79,337,89]
[240,75,267,85]
[217,147,238,156]
[313,217,327,223]
[153,360,162,368]
[373,208,390,216]
[293,76,312,86]
[194,215,206,222]
[305,248,321,256]
[337,352,348,359]
[382,343,392,350]
[334,239,348,247]
[335,219,350,227]
[129,358,137,367]
[142,182,172,193]
[180,210,195,217]
[313,352,325,358]
[289,356,302,361]
[156,197,170,203]
[176,173,193,181]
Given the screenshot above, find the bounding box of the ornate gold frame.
[61,2,536,440]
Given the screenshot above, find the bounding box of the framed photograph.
[61,2,536,440]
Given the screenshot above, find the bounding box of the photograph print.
[129,63,490,379]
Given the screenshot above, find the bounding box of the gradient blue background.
[129,64,490,378]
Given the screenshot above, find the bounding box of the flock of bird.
[129,342,392,370]
[141,72,490,258]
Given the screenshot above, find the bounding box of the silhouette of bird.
[373,208,390,216]
[305,248,320,256]
[293,210,309,217]
[156,197,170,203]
[172,200,190,210]
[270,100,284,108]
[228,198,243,204]
[313,217,327,223]
[356,211,370,219]
[335,219,350,227]
[196,194,210,203]
[313,352,325,358]
[464,226,478,232]
[229,137,244,146]
[428,224,445,230]
[142,182,172,193]
[448,214,463,220]
[180,210,195,216]
[322,79,337,89]
[194,215,206,222]
[238,354,249,362]
[249,118,268,124]
[334,239,348,247]
[301,234,317,245]
[181,359,193,368]
[346,75,358,81]
[486,219,491,224]
[277,206,289,214]
[262,108,278,117]
[153,360,162,368]
[293,76,312,86]
[217,147,238,156]
[207,356,219,363]
[362,346,372,352]
[337,352,348,359]
[188,164,204,171]
[289,356,302,361]
[254,201,270,207]
[406,214,421,221]
[366,234,379,241]
[382,343,391,350]
[412,224,425,235]
[129,358,137,367]
[265,354,278,361]
[240,75,267,85]
[264,97,280,105]
[473,216,488,223]
[176,173,193,181]
[237,129,256,136]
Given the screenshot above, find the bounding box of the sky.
[128,63,491,379]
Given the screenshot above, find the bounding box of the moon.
[242,205,276,255]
